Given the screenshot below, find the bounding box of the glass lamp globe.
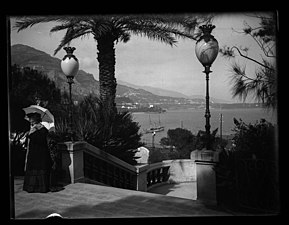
[195,25,219,67]
[61,47,79,79]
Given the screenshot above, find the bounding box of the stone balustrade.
[57,141,198,193]
[57,141,142,190]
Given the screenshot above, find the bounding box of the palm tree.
[14,14,212,112]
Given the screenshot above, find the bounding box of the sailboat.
[144,114,165,134]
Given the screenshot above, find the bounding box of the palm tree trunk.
[96,34,117,113]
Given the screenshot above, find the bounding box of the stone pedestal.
[58,141,85,184]
[195,149,219,205]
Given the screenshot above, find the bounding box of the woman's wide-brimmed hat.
[26,112,42,122]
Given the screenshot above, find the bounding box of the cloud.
[79,57,98,69]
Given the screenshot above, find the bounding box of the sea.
[132,108,278,145]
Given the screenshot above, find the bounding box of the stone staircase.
[14,177,232,219]
[12,141,233,219]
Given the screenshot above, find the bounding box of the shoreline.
[133,107,277,145]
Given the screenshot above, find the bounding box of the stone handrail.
[58,141,148,190]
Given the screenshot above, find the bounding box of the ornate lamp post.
[195,24,219,150]
[61,46,79,141]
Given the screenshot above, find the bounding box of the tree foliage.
[9,64,64,175]
[215,118,278,211]
[74,94,143,165]
[219,13,277,109]
[232,118,277,160]
[160,127,227,159]
[9,64,62,133]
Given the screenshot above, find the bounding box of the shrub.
[160,127,228,160]
[194,128,227,151]
[215,118,279,212]
[232,118,277,160]
[148,147,170,164]
[74,95,143,165]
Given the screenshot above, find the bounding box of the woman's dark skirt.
[23,169,50,193]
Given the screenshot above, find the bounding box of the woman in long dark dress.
[23,113,52,193]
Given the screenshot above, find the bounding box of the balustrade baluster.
[152,170,156,185]
[104,162,109,185]
[147,172,152,187]
[92,158,98,180]
[156,169,161,183]
[129,173,134,189]
[107,166,112,186]
[115,167,120,188]
[99,160,105,183]
[124,173,129,189]
[118,170,123,188]
[112,166,117,187]
[121,171,126,188]
[159,168,163,182]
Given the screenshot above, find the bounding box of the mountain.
[189,95,233,104]
[10,44,195,105]
[118,80,232,103]
[11,44,99,101]
[117,80,189,99]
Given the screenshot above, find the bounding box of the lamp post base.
[194,149,219,205]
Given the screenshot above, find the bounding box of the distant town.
[116,96,264,113]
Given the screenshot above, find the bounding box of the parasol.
[23,105,54,124]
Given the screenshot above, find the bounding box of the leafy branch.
[220,45,274,71]
[219,13,277,109]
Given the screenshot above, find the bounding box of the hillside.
[11,44,99,101]
[118,80,231,103]
[10,44,206,106]
[117,80,189,99]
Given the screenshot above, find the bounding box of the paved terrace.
[13,177,234,219]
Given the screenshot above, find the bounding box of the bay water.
[132,108,277,145]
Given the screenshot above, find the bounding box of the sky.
[9,12,275,103]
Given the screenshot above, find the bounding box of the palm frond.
[14,16,74,32]
[121,21,176,46]
[50,22,73,33]
[54,26,91,55]
[114,15,206,45]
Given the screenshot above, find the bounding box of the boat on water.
[143,114,165,134]
[144,126,165,134]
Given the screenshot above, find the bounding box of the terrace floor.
[13,176,235,219]
[148,182,197,200]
